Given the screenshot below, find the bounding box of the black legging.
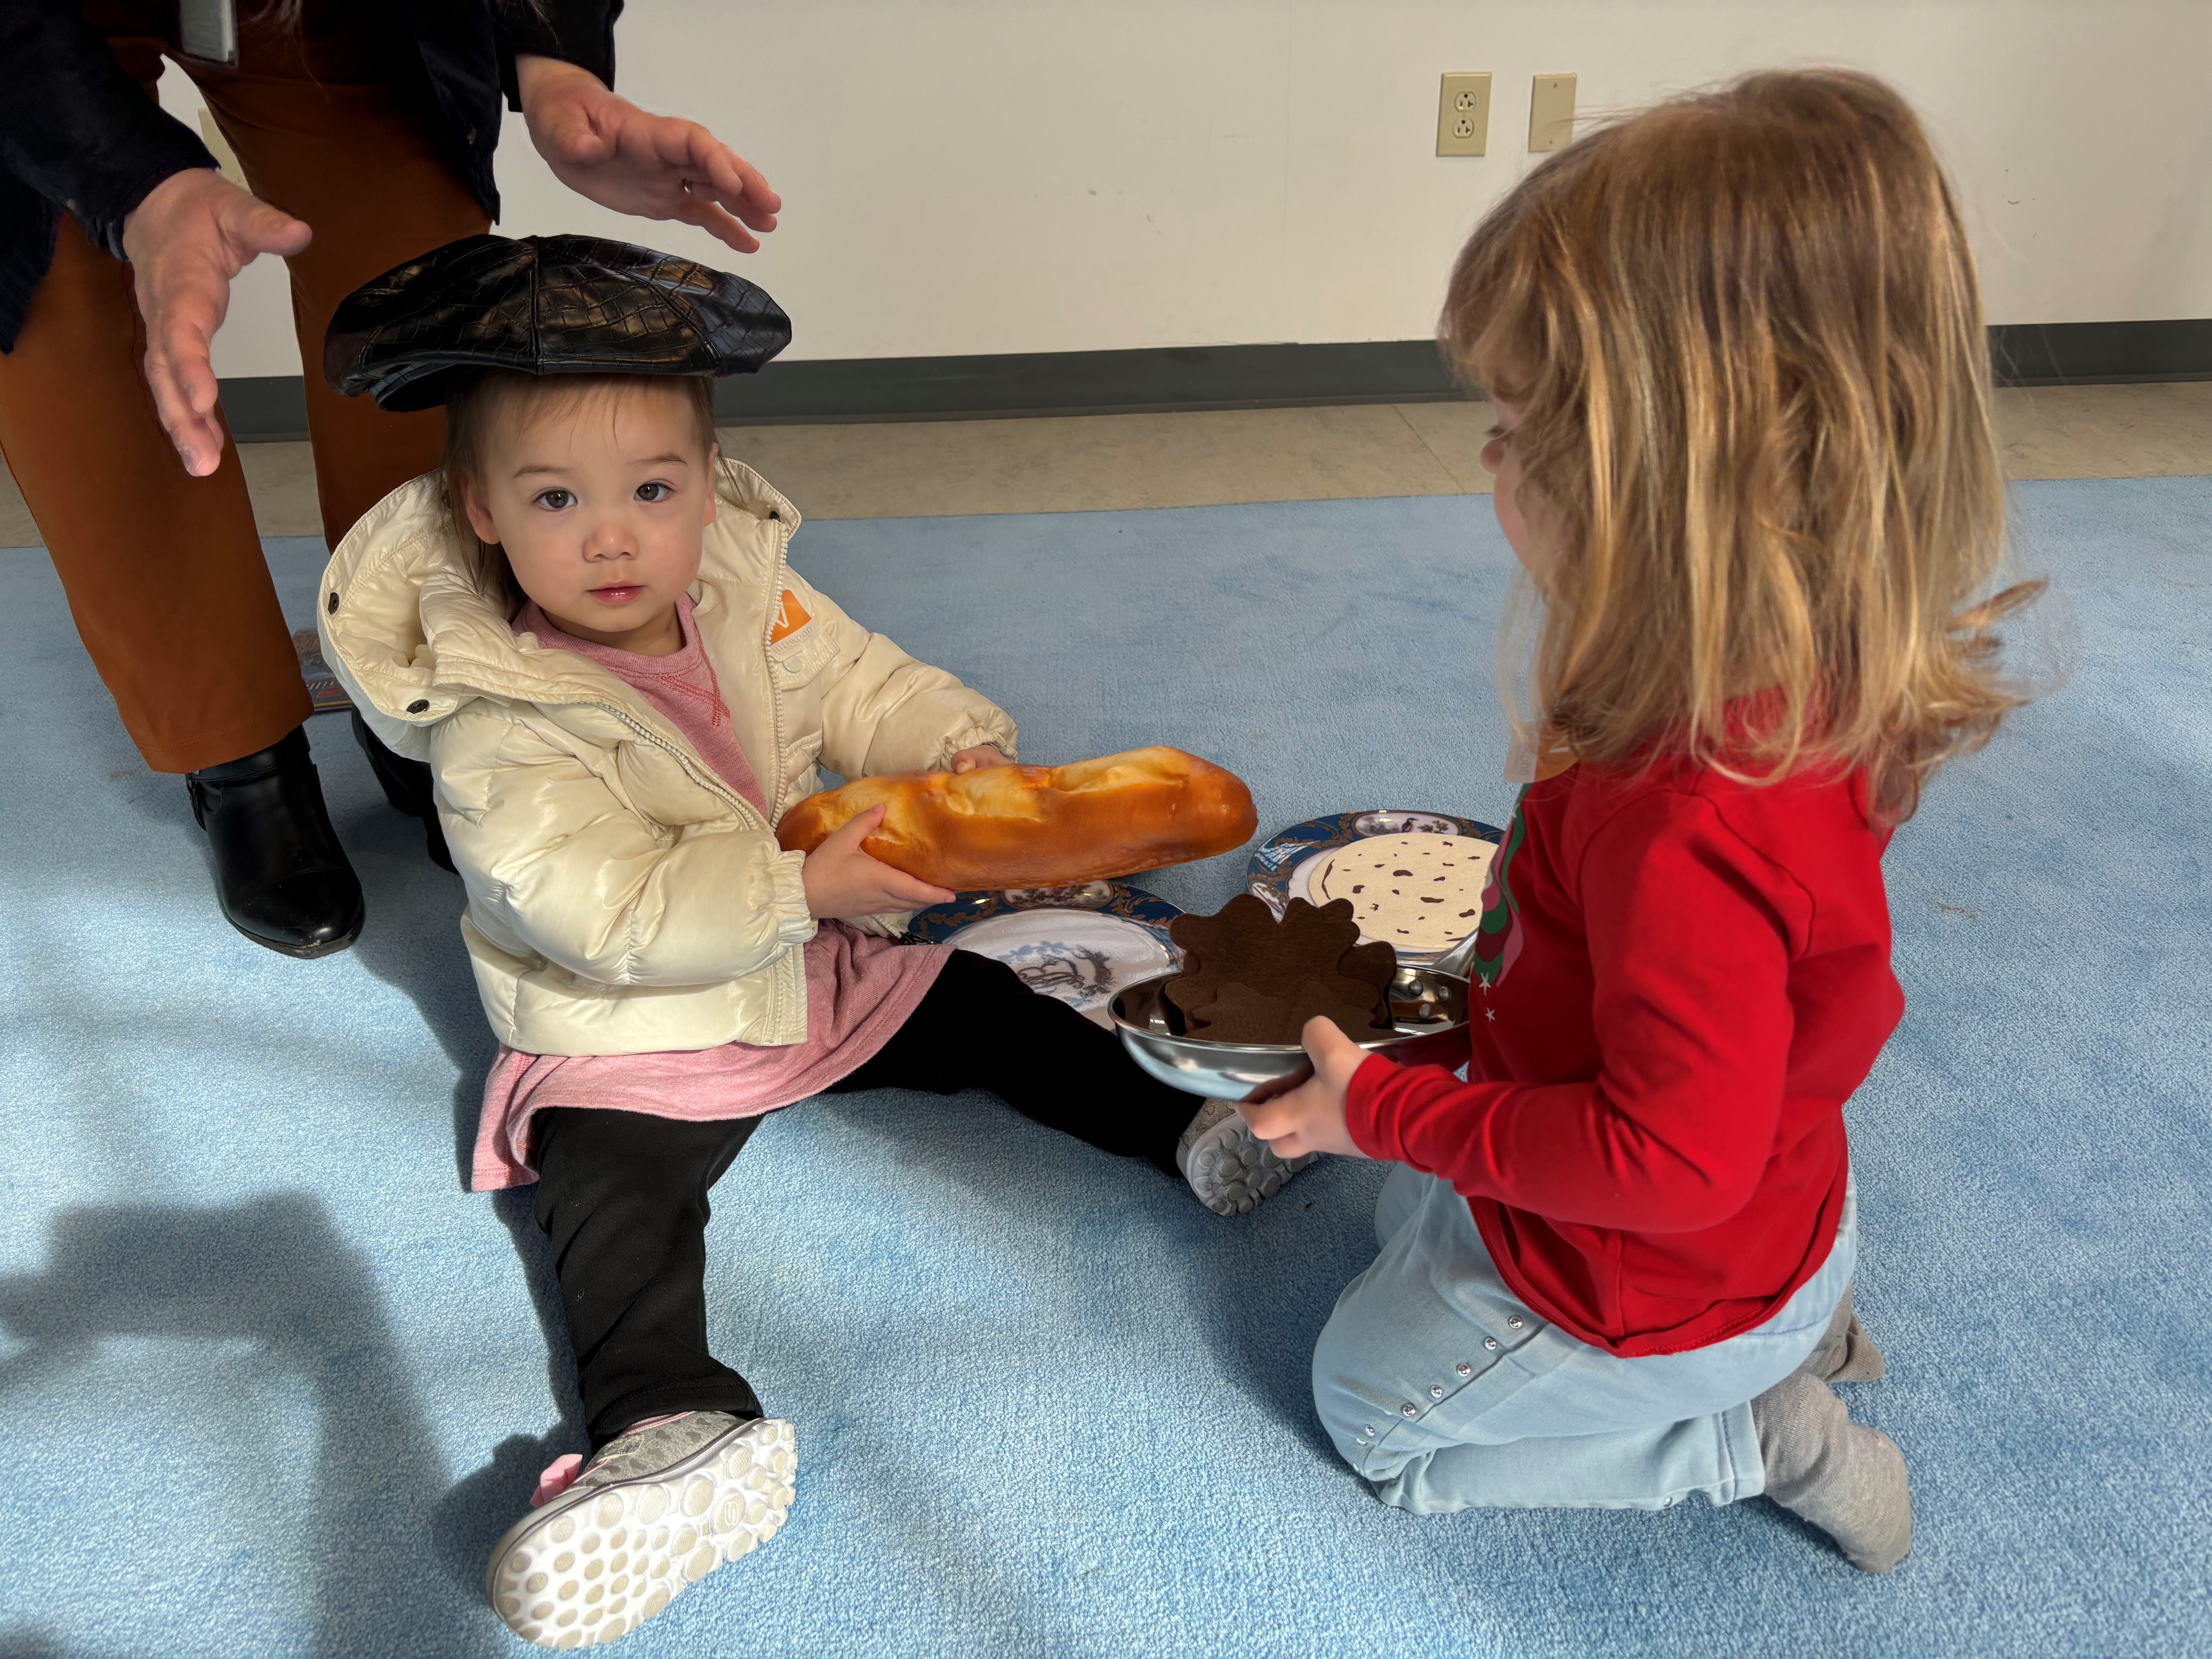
[531,950,1196,1444]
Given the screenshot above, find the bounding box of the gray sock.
[1752,1369,1913,1573]
[1806,1284,1887,1385]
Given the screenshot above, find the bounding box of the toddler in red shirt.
[1243,70,2042,1573]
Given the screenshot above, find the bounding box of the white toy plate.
[948,909,1177,1029]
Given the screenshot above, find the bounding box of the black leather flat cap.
[324,233,791,411]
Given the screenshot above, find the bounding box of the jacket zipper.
[585,704,764,830]
[588,697,806,1034]
[759,515,798,1034]
[761,517,793,824]
[457,514,799,836]
[589,512,804,1029]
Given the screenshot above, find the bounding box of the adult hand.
[800,805,955,921]
[517,55,781,254]
[1238,1017,1374,1161]
[120,168,313,477]
[949,746,1013,775]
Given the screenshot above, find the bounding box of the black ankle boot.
[186,726,365,958]
[349,711,454,872]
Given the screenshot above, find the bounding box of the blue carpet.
[2,479,2206,1658]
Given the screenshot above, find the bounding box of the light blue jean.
[1311,1164,1855,1513]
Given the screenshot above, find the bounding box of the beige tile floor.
[2,382,2207,545]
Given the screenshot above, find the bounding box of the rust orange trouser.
[0,14,487,772]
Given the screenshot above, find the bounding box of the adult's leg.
[532,1107,769,1449]
[0,212,308,772]
[828,950,1195,1173]
[186,24,491,549]
[187,24,491,865]
[0,33,359,955]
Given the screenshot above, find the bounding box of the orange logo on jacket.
[769,591,812,643]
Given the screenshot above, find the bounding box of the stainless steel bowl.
[1110,966,1472,1101]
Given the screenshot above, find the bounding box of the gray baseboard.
[712,340,1461,424]
[219,374,318,443]
[1987,319,2212,386]
[219,320,2212,441]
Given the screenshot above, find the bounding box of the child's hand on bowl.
[801,805,957,921]
[1238,1017,1372,1161]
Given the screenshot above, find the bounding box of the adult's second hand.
[515,55,781,255]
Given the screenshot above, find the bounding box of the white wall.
[165,0,2212,380]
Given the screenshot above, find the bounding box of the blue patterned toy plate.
[904,881,1187,1027]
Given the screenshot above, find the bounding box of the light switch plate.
[1529,73,1577,152]
[1437,72,1492,157]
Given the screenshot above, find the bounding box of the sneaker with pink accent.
[485,1412,795,1648]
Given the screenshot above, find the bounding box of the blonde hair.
[441,371,719,615]
[1443,68,2041,821]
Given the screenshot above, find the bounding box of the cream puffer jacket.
[319,460,1017,1057]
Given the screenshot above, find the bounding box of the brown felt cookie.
[1177,981,1292,1044]
[1165,895,1397,1044]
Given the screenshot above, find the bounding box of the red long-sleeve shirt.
[1345,754,1901,1356]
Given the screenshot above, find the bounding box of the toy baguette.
[776,746,1259,891]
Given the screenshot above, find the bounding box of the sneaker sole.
[485,1417,796,1649]
[1185,1113,1317,1217]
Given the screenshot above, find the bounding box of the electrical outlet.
[1528,73,1577,152]
[1436,72,1492,157]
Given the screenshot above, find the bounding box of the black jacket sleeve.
[0,0,219,259]
[495,0,625,108]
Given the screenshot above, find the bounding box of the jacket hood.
[319,459,801,759]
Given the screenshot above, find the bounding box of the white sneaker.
[1175,1098,1317,1216]
[486,1413,795,1648]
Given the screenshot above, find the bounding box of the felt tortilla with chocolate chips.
[1309,832,1495,951]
